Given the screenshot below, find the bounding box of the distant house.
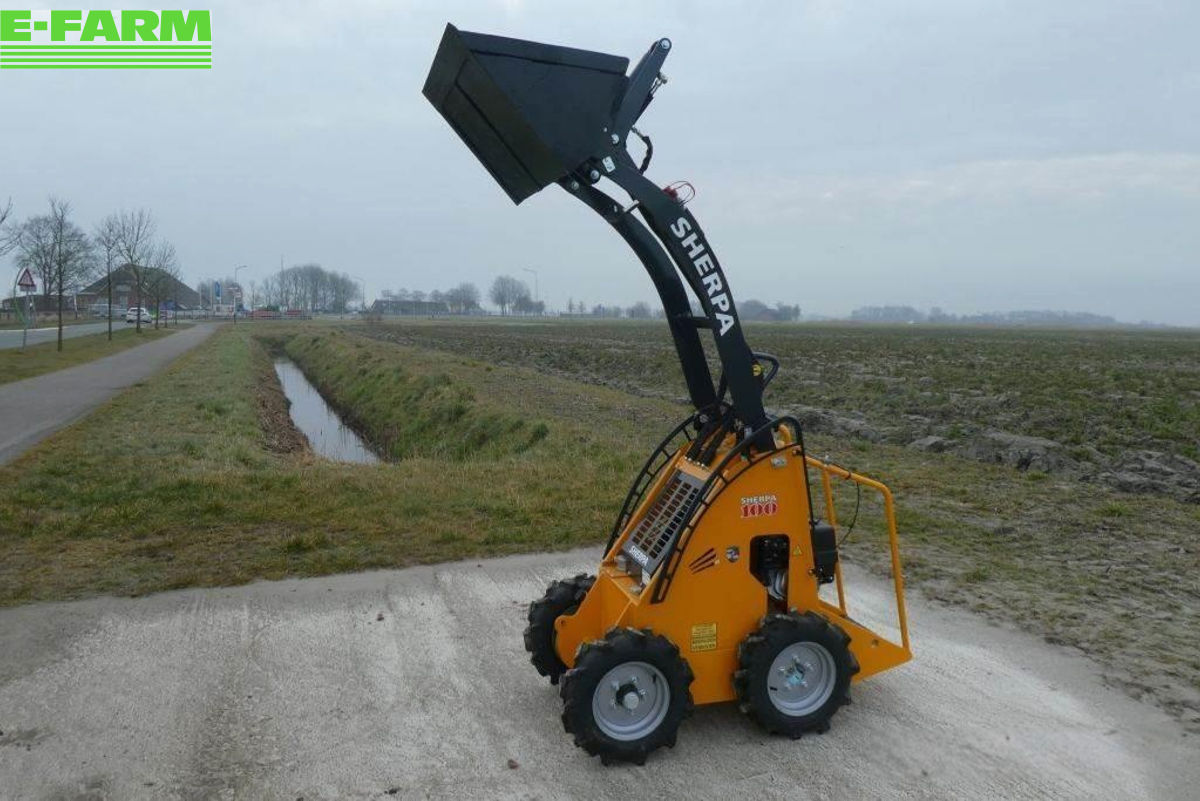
[2,264,201,320]
[1,294,67,314]
[370,299,449,316]
[77,264,201,311]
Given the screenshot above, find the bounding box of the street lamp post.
[522,267,539,313]
[233,265,247,324]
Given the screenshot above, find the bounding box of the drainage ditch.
[273,358,379,464]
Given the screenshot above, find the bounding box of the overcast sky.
[2,1,1197,324]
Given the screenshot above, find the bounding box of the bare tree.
[112,209,157,333]
[0,200,15,326]
[444,282,480,314]
[93,215,121,340]
[256,264,357,312]
[12,198,95,351]
[627,301,652,319]
[15,215,56,307]
[0,198,13,253]
[489,275,528,316]
[256,275,276,309]
[47,200,96,348]
[11,214,51,330]
[512,293,542,315]
[146,241,178,329]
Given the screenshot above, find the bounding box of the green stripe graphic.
[0,64,211,69]
[0,42,214,68]
[0,44,212,50]
[1,58,211,63]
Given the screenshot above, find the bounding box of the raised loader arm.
[423,24,769,434]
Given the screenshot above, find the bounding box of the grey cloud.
[1,0,1196,324]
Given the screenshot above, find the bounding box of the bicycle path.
[0,323,215,465]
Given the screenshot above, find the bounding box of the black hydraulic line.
[686,413,723,462]
[631,127,653,174]
[691,410,724,465]
[564,179,718,413]
[793,422,817,527]
[696,407,735,465]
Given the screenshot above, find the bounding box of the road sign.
[12,268,37,352]
[16,268,36,291]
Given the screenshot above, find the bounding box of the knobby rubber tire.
[523,573,594,684]
[734,611,858,739]
[560,628,694,765]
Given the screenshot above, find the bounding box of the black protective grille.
[621,470,703,576]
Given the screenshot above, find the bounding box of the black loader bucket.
[422,24,630,204]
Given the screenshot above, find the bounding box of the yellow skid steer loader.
[424,24,912,764]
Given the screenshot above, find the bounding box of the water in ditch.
[273,358,380,464]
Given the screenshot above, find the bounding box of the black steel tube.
[606,163,769,434]
[564,180,718,412]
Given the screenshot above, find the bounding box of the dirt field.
[361,320,1200,501]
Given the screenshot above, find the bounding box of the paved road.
[0,320,130,350]
[0,549,1193,800]
[0,323,214,465]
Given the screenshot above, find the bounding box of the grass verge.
[0,316,111,330]
[278,330,548,459]
[0,326,656,606]
[0,326,177,385]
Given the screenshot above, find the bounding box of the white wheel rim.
[767,642,837,716]
[591,660,671,741]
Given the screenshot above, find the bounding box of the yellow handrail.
[803,456,910,652]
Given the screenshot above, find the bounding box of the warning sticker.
[690,622,718,652]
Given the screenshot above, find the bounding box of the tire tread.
[733,611,855,738]
[523,573,594,684]
[559,627,693,765]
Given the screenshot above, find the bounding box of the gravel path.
[0,548,1194,800]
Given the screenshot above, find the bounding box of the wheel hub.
[592,661,670,741]
[767,642,836,716]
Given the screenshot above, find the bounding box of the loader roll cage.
[806,455,912,653]
[604,408,911,647]
[424,25,771,438]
